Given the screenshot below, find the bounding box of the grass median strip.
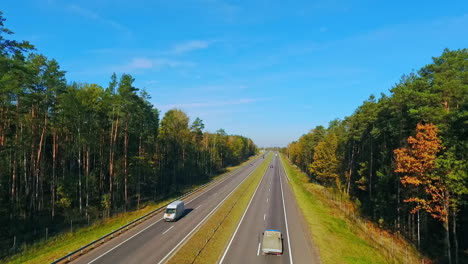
[167,153,273,264]
[280,154,421,264]
[3,155,260,264]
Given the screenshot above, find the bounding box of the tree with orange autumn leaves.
[285,49,468,263]
[394,123,447,221]
[394,123,453,263]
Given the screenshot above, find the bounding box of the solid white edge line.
[162,226,174,235]
[279,158,294,264]
[157,158,263,264]
[219,159,269,264]
[88,172,229,263]
[279,154,291,182]
[87,157,262,264]
[257,242,261,256]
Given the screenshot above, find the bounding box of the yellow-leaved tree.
[309,133,340,187]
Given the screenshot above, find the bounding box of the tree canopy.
[283,48,468,263]
[0,11,257,257]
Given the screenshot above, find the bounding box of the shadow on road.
[180,208,194,219]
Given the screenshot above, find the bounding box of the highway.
[71,153,267,264]
[219,153,320,264]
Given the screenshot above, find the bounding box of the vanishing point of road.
[220,153,320,264]
[70,152,320,264]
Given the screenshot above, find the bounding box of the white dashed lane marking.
[162,226,174,235]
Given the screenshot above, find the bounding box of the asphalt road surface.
[219,153,320,264]
[71,153,267,264]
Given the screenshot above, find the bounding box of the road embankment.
[279,154,422,264]
[3,155,261,264]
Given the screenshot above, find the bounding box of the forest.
[283,48,467,263]
[0,11,256,257]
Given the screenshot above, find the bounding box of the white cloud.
[170,40,210,55]
[130,58,153,69]
[153,58,193,68]
[68,5,132,36]
[111,57,194,73]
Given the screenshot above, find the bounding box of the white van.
[261,229,283,255]
[163,201,185,221]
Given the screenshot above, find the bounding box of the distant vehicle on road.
[163,201,184,221]
[261,229,283,255]
[270,165,273,168]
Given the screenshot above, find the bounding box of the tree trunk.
[109,121,114,209]
[109,117,119,209]
[30,105,36,212]
[452,209,458,264]
[346,143,355,195]
[445,219,452,264]
[11,117,18,218]
[99,136,104,196]
[35,112,47,211]
[417,210,420,249]
[445,193,452,264]
[124,119,129,211]
[408,213,411,240]
[22,121,29,218]
[78,128,82,213]
[137,135,142,210]
[86,146,90,217]
[397,179,401,232]
[52,129,57,218]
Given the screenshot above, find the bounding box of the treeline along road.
[0,11,257,257]
[284,49,468,263]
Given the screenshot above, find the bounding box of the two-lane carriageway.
[71,153,268,264]
[219,153,320,264]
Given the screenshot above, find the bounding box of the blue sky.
[3,0,468,147]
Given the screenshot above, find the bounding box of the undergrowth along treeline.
[282,49,467,264]
[0,11,256,258]
[3,155,261,264]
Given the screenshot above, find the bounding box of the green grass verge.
[4,200,176,264]
[279,154,421,264]
[167,153,273,264]
[3,155,260,264]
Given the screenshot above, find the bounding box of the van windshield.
[166,208,176,214]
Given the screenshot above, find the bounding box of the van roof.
[262,230,282,253]
[167,200,184,208]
